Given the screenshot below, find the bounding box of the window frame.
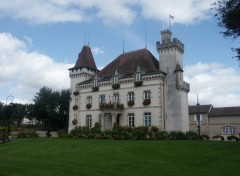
[86,115,92,128]
[144,90,151,100]
[144,112,151,127]
[128,113,135,127]
[128,92,134,101]
[222,125,236,135]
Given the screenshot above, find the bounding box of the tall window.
[99,95,105,104]
[128,92,134,101]
[113,93,119,103]
[144,90,151,99]
[222,126,235,135]
[128,113,135,127]
[144,113,151,127]
[86,96,92,104]
[86,115,92,128]
[113,70,119,84]
[135,66,141,81]
[75,98,78,105]
[93,79,98,87]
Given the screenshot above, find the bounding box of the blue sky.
[0,0,239,106]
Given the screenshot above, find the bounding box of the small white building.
[68,30,190,132]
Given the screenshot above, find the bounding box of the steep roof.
[99,48,163,77]
[189,105,213,114]
[209,107,240,117]
[69,45,97,71]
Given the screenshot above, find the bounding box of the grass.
[0,138,240,176]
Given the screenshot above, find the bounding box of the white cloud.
[92,47,104,56]
[0,0,215,25]
[0,32,73,103]
[185,62,240,107]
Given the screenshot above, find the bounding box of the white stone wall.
[68,74,165,131]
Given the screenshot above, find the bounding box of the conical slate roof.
[99,48,161,77]
[69,45,97,71]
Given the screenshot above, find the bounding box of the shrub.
[91,122,101,135]
[112,84,120,89]
[0,127,11,143]
[201,134,209,140]
[151,126,159,133]
[185,131,199,140]
[227,135,239,141]
[155,131,168,140]
[46,131,51,137]
[213,135,224,141]
[58,130,68,138]
[131,126,148,140]
[143,99,151,106]
[168,131,186,140]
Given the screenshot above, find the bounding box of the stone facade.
[68,30,190,132]
[189,105,240,137]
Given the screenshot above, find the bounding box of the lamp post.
[6,95,14,105]
[196,95,201,137]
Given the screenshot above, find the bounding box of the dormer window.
[134,66,143,87]
[112,70,120,89]
[135,66,141,82]
[93,79,98,87]
[92,74,99,91]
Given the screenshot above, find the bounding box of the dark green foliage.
[16,128,38,138]
[213,0,240,61]
[112,84,120,89]
[0,126,11,143]
[127,100,135,106]
[168,131,186,140]
[186,131,200,140]
[33,87,70,131]
[155,131,168,140]
[201,134,210,140]
[131,126,148,140]
[213,135,224,141]
[134,81,143,87]
[92,86,99,91]
[227,135,239,141]
[143,99,151,106]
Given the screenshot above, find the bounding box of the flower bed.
[143,99,151,106]
[134,81,143,87]
[86,103,92,109]
[92,87,99,92]
[73,105,78,110]
[112,84,120,89]
[127,100,135,107]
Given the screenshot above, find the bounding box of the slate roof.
[189,105,213,114]
[69,45,97,71]
[209,107,240,117]
[99,48,164,77]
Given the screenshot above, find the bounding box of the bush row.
[0,126,11,143]
[58,123,209,140]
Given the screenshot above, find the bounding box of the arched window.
[222,126,236,135]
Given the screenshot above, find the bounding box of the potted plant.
[112,84,120,89]
[134,81,143,87]
[72,119,77,125]
[73,91,79,96]
[86,103,92,109]
[73,104,78,110]
[143,99,151,106]
[127,100,135,107]
[92,87,99,92]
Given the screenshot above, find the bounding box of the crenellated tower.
[157,30,189,132]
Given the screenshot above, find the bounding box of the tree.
[33,87,70,131]
[213,0,240,63]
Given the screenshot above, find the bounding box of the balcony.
[99,103,124,113]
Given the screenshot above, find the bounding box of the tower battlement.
[156,30,184,53]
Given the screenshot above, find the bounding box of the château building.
[68,30,190,132]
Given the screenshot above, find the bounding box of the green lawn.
[0,138,240,176]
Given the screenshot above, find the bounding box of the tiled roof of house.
[189,105,213,114]
[209,107,240,117]
[99,48,165,77]
[69,45,97,71]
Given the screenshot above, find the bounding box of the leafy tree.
[33,87,70,131]
[212,0,240,62]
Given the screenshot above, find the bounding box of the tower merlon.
[156,32,184,54]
